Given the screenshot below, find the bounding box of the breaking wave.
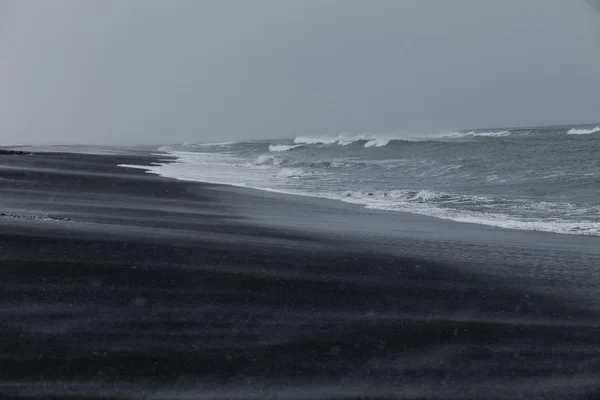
[293,132,388,147]
[254,154,288,166]
[567,126,600,135]
[450,131,511,138]
[129,123,600,238]
[269,144,302,152]
[293,132,433,147]
[293,130,511,147]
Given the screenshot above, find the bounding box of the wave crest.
[567,126,600,135]
[293,132,417,147]
[254,154,288,166]
[293,130,512,147]
[450,131,511,138]
[269,144,302,152]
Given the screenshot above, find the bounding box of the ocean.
[124,124,600,237]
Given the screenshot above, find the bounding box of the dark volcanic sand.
[1,151,600,400]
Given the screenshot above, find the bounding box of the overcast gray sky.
[1,0,600,145]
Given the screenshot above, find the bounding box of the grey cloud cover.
[0,0,599,145]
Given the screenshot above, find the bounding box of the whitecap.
[254,154,286,166]
[449,131,511,138]
[269,144,301,152]
[567,126,600,135]
[293,132,407,147]
[293,130,511,147]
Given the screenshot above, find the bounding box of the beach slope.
[1,150,600,399]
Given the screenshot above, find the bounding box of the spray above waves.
[567,126,600,135]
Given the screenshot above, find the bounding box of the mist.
[1,0,600,146]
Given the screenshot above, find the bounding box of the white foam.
[277,168,309,178]
[336,190,600,236]
[450,130,511,138]
[269,144,301,152]
[409,189,444,202]
[119,152,600,237]
[254,154,273,165]
[294,132,410,147]
[293,130,510,147]
[190,141,237,147]
[567,126,600,135]
[254,154,286,166]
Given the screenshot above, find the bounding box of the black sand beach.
[2,150,600,399]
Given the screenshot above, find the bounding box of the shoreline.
[122,150,600,241]
[5,150,600,299]
[126,152,600,253]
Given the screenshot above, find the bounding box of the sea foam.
[336,190,600,236]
